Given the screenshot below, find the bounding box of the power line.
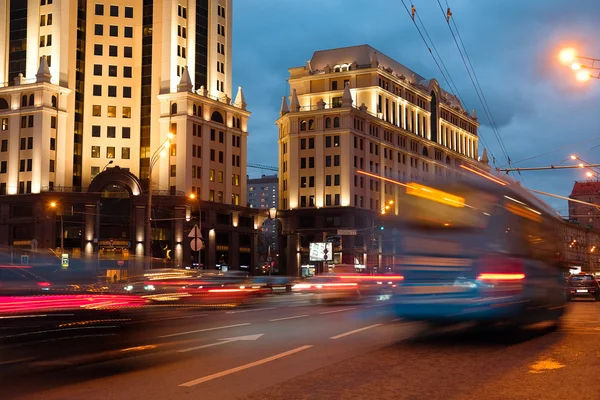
[435,0,511,171]
[398,0,494,159]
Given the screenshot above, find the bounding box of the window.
[170,165,176,177]
[109,45,117,57]
[93,85,102,96]
[40,36,45,47]
[326,175,331,186]
[325,156,331,167]
[106,147,115,159]
[91,146,100,158]
[108,86,117,97]
[107,106,116,118]
[325,136,331,147]
[334,117,340,128]
[93,64,102,76]
[1,118,7,131]
[301,158,306,169]
[210,149,215,161]
[91,166,100,178]
[334,155,340,166]
[0,161,6,173]
[27,137,33,149]
[219,151,224,163]
[125,6,133,18]
[122,127,131,138]
[124,47,132,58]
[93,105,101,117]
[95,24,103,36]
[95,4,104,15]
[110,5,118,17]
[28,115,34,127]
[21,116,26,128]
[107,65,117,77]
[123,87,132,98]
[49,159,54,172]
[123,66,132,78]
[309,157,315,168]
[19,159,25,172]
[218,171,223,183]
[0,140,6,152]
[51,116,56,129]
[334,135,340,147]
[122,106,131,119]
[107,126,116,138]
[300,138,306,150]
[109,25,118,37]
[334,174,340,186]
[50,137,55,151]
[94,44,103,56]
[210,169,215,181]
[20,138,26,150]
[92,125,101,137]
[124,26,133,38]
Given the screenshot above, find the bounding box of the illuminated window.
[91,166,100,178]
[106,147,115,159]
[91,146,100,158]
[122,106,131,118]
[107,106,116,118]
[210,169,215,181]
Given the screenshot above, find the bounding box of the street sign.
[61,253,69,269]
[190,238,203,251]
[337,229,357,236]
[21,255,29,264]
[117,260,124,267]
[189,224,202,239]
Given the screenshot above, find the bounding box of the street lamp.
[380,200,394,215]
[145,133,174,258]
[558,48,600,81]
[50,201,64,252]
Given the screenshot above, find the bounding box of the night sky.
[232,0,600,214]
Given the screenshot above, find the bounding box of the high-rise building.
[247,174,278,209]
[0,1,257,270]
[274,45,489,276]
[276,44,483,213]
[0,0,248,205]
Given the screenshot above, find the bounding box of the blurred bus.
[391,172,567,329]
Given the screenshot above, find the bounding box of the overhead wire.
[398,0,494,160]
[434,0,512,174]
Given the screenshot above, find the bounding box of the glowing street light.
[50,201,64,252]
[558,48,577,65]
[576,70,591,82]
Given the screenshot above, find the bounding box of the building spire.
[234,86,247,110]
[36,55,52,83]
[280,96,289,116]
[177,66,193,92]
[290,88,300,112]
[342,82,353,108]
[481,148,489,164]
[472,109,478,119]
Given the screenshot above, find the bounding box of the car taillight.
[37,281,51,287]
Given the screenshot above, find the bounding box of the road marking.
[391,318,403,322]
[226,307,276,314]
[330,324,383,339]
[158,323,251,339]
[179,345,313,387]
[177,334,264,353]
[319,308,356,315]
[269,314,309,322]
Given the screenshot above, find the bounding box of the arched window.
[334,67,341,73]
[422,147,429,157]
[210,111,224,124]
[51,95,57,108]
[308,119,315,130]
[171,103,177,115]
[197,105,203,117]
[193,104,197,115]
[333,117,340,128]
[300,120,307,131]
[325,118,331,129]
[21,95,27,107]
[0,98,8,109]
[29,94,34,106]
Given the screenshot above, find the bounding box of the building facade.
[247,174,278,209]
[275,45,488,276]
[568,181,600,231]
[0,0,256,270]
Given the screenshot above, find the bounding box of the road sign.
[190,238,203,251]
[61,253,69,269]
[188,224,202,239]
[117,260,124,267]
[337,229,357,236]
[21,255,29,264]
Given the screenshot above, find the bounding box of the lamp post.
[558,48,600,81]
[50,201,63,252]
[189,193,202,269]
[145,133,173,258]
[380,200,394,215]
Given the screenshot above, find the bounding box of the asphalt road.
[2,296,599,400]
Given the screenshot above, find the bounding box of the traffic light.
[379,223,385,231]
